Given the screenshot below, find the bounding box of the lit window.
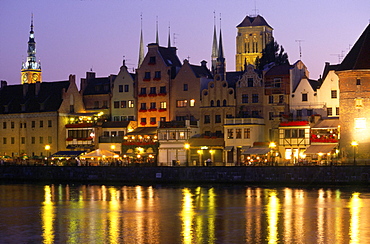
[189,99,195,107]
[236,129,241,139]
[176,100,187,107]
[355,98,363,108]
[128,100,134,108]
[227,129,233,139]
[160,102,166,109]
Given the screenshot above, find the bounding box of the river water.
[0,183,370,243]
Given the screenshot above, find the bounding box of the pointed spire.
[156,16,159,44]
[167,23,171,48]
[211,11,218,74]
[218,14,224,59]
[138,13,144,68]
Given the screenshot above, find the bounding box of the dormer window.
[149,56,156,64]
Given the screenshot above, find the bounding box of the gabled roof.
[226,71,244,88]
[158,46,182,67]
[189,64,213,79]
[308,79,321,91]
[0,81,70,114]
[321,63,340,81]
[338,24,370,71]
[265,64,292,76]
[237,15,273,29]
[83,77,114,95]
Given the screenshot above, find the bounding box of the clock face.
[22,73,28,82]
[32,73,38,81]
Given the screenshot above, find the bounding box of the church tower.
[21,15,42,84]
[235,15,273,71]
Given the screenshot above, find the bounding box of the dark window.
[252,94,258,103]
[150,117,156,124]
[336,107,339,115]
[160,86,166,94]
[302,93,308,102]
[242,94,248,103]
[154,71,161,79]
[268,96,274,104]
[40,120,43,128]
[215,115,221,123]
[252,110,259,117]
[217,100,221,107]
[144,72,151,80]
[279,95,284,103]
[140,103,147,110]
[269,112,274,120]
[3,122,6,129]
[119,85,123,92]
[149,56,156,64]
[48,120,52,127]
[327,107,333,116]
[331,90,337,99]
[204,115,210,124]
[114,101,119,108]
[284,129,290,138]
[247,78,253,87]
[141,118,146,124]
[356,79,361,85]
[223,100,227,106]
[150,102,156,109]
[124,85,129,92]
[299,129,305,138]
[183,84,188,91]
[121,101,126,108]
[150,87,156,94]
[274,78,281,88]
[236,129,242,139]
[32,121,35,128]
[210,100,214,107]
[140,87,146,95]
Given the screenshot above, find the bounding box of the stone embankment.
[1,166,370,185]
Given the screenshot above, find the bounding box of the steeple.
[216,14,226,80]
[167,24,171,48]
[21,14,42,84]
[138,14,144,68]
[156,16,159,44]
[211,12,218,74]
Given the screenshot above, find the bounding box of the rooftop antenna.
[173,33,179,46]
[252,0,259,16]
[330,53,343,63]
[187,55,191,62]
[295,40,304,60]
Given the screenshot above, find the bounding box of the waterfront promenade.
[1,165,370,185]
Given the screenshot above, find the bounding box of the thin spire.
[156,16,159,44]
[218,13,224,59]
[138,13,144,67]
[168,23,171,48]
[211,11,218,74]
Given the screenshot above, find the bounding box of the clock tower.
[21,15,42,84]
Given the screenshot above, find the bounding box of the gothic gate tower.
[21,15,42,84]
[235,15,273,71]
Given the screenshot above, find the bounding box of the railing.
[99,136,124,143]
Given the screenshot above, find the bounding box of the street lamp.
[351,141,358,165]
[44,145,50,165]
[184,143,190,166]
[269,142,276,166]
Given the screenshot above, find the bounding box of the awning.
[242,147,270,155]
[51,151,86,157]
[224,146,234,151]
[304,145,337,154]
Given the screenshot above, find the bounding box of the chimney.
[0,80,7,89]
[201,60,207,67]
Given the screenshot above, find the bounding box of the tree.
[256,38,289,70]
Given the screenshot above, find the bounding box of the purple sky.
[1,0,369,86]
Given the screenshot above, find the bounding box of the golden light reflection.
[181,188,194,244]
[317,189,325,243]
[42,185,55,244]
[349,192,362,244]
[266,190,280,243]
[283,188,293,243]
[207,188,216,243]
[108,187,120,243]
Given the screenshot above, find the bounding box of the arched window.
[223,100,227,106]
[217,100,221,107]
[210,100,214,107]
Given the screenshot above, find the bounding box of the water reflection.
[2,184,370,243]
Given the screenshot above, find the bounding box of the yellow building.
[235,15,273,71]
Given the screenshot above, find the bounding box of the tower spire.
[211,11,218,74]
[216,13,226,80]
[156,16,159,44]
[21,14,41,84]
[138,13,144,68]
[167,23,171,48]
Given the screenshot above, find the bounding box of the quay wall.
[1,166,370,185]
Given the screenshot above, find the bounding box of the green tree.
[256,38,289,70]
